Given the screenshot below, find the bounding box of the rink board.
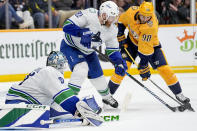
[0,24,197,82]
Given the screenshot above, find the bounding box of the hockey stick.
[148,79,182,105]
[124,47,182,105]
[93,47,183,112]
[124,47,195,112]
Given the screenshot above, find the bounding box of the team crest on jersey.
[147,21,153,27]
[58,77,64,84]
[122,53,127,58]
[128,25,139,40]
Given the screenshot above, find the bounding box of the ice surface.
[0,73,197,131]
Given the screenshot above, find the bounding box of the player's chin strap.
[92,47,191,112]
[124,47,195,112]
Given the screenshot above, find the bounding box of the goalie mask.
[46,51,67,74]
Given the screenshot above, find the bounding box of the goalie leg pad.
[82,96,102,114]
[76,101,103,126]
[0,104,50,128]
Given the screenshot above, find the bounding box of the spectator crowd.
[0,0,196,29]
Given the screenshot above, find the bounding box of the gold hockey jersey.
[118,6,160,55]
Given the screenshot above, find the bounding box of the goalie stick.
[41,114,120,125]
[92,47,186,112]
[40,118,82,125]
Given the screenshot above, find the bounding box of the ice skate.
[176,93,195,112]
[102,96,118,108]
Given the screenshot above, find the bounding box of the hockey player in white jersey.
[3,51,103,127]
[60,1,127,109]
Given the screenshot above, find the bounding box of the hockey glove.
[80,31,93,48]
[91,32,102,48]
[115,60,127,76]
[138,64,151,81]
[80,32,102,49]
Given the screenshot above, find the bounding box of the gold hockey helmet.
[139,1,154,17]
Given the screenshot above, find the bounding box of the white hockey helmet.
[99,1,119,24]
[46,51,67,73]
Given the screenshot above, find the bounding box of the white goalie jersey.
[6,66,68,105]
[63,8,120,55]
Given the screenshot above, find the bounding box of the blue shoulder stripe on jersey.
[67,19,75,24]
[63,19,91,37]
[63,19,74,27]
[63,19,82,37]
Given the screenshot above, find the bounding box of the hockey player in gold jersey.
[108,1,192,107]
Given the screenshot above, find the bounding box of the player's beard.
[104,21,112,27]
[104,16,118,27]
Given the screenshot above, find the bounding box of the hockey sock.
[168,82,182,95]
[157,65,178,85]
[68,62,89,95]
[157,65,182,95]
[90,76,110,97]
[109,73,124,95]
[108,80,120,95]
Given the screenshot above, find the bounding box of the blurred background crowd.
[0,0,196,29]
